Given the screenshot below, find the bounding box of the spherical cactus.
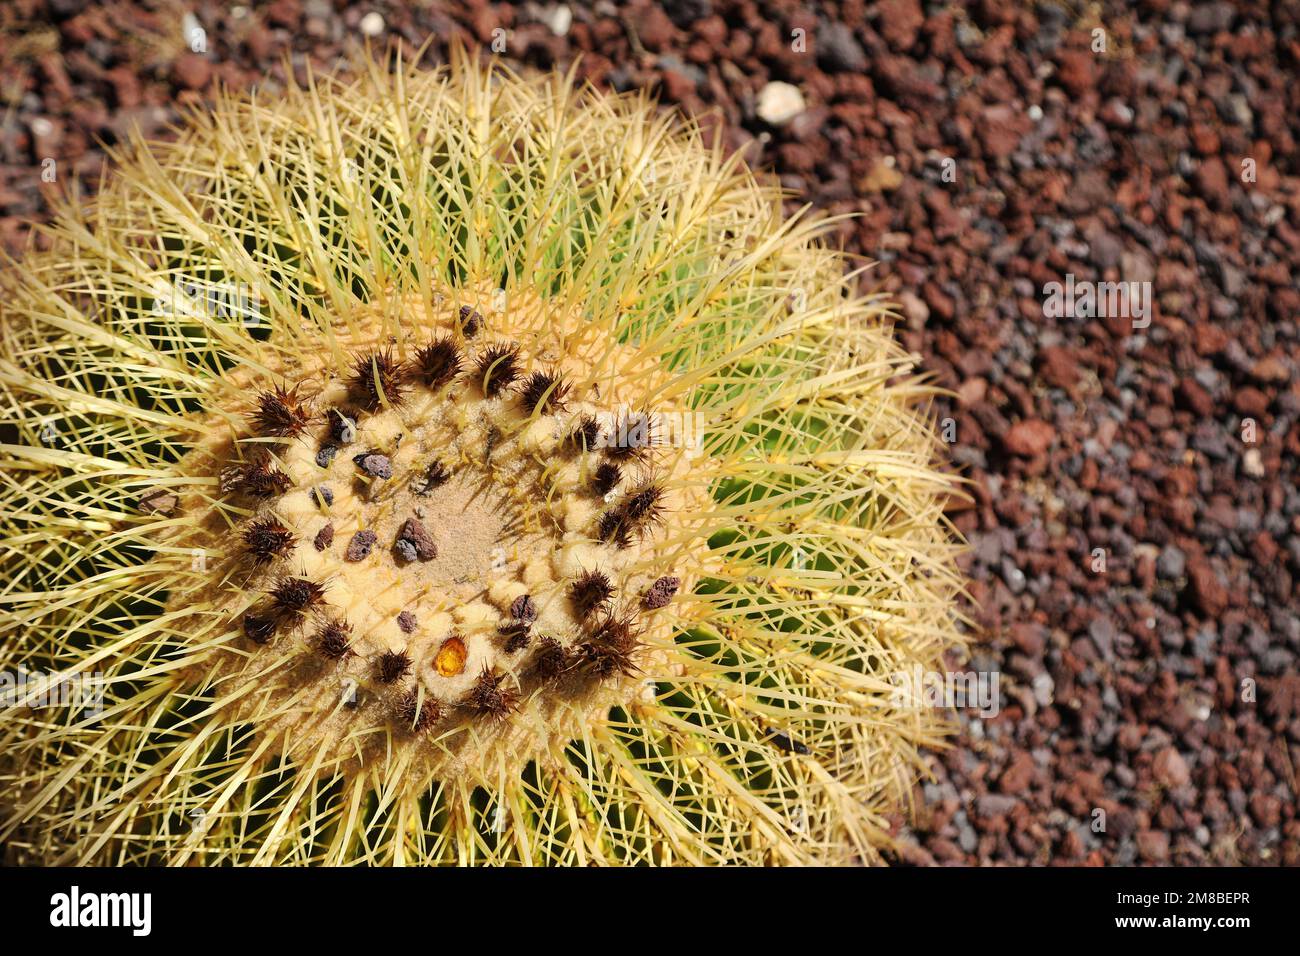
[0,52,964,865]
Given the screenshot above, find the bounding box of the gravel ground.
[2,0,1297,866]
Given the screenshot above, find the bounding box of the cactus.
[0,52,965,865]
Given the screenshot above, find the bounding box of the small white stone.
[756,82,805,126]
[542,5,572,37]
[1028,104,1043,121]
[30,117,54,138]
[359,11,385,37]
[1242,447,1264,478]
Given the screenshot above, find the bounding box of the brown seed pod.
[376,649,413,684]
[473,342,521,397]
[414,336,463,389]
[499,594,537,653]
[315,617,353,659]
[568,569,614,619]
[394,517,437,562]
[250,381,313,437]
[508,594,538,624]
[462,668,517,721]
[518,370,570,415]
[350,346,410,409]
[345,529,378,562]
[242,516,296,565]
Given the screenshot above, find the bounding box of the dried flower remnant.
[462,669,517,721]
[221,457,291,498]
[566,415,601,454]
[578,611,640,679]
[395,689,441,732]
[243,613,277,645]
[605,409,656,462]
[591,461,621,497]
[474,343,521,397]
[243,517,295,565]
[270,576,326,619]
[350,347,409,409]
[315,618,353,659]
[569,570,614,618]
[376,650,413,684]
[251,382,312,437]
[530,636,571,683]
[519,370,570,415]
[415,336,463,389]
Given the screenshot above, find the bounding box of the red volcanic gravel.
[2,0,1296,866]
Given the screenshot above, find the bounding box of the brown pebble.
[314,523,335,551]
[346,529,377,561]
[458,304,483,337]
[396,517,437,561]
[643,576,680,609]
[354,452,392,480]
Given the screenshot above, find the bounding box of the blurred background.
[2,0,1297,866]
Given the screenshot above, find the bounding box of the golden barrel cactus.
[0,52,964,865]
